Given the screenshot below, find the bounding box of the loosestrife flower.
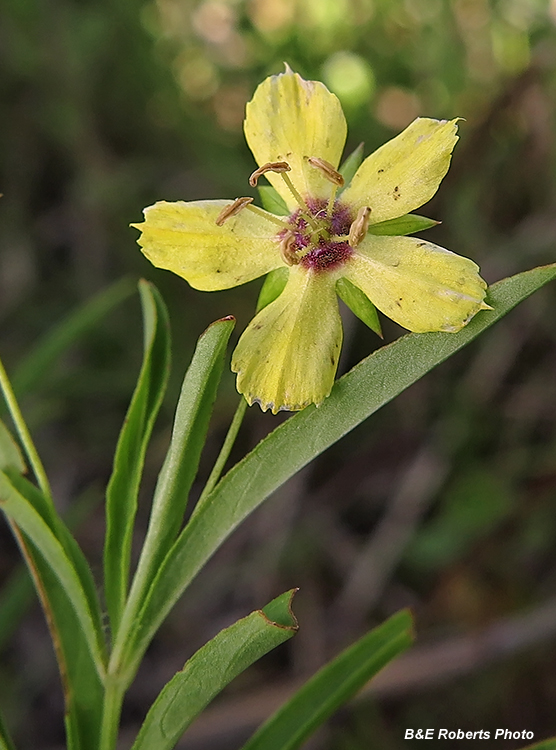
[134,67,489,413]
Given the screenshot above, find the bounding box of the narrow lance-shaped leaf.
[4,470,105,653]
[520,739,556,750]
[0,485,100,652]
[112,316,235,676]
[0,405,104,664]
[241,609,413,750]
[0,707,17,750]
[0,417,26,473]
[119,263,556,682]
[1,477,105,750]
[131,590,298,750]
[104,280,171,635]
[0,471,106,681]
[10,276,135,400]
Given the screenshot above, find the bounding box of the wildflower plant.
[0,67,556,750]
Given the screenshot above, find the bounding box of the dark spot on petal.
[378,168,384,173]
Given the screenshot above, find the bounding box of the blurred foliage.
[1,0,556,748]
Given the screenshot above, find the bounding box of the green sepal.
[130,590,298,750]
[368,213,439,236]
[258,186,289,216]
[336,278,382,337]
[256,267,289,313]
[339,142,364,190]
[0,418,26,474]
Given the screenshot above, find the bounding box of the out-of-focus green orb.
[322,51,375,109]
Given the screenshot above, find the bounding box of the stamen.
[280,232,299,266]
[348,206,372,247]
[249,161,291,187]
[306,157,345,187]
[280,172,318,229]
[245,203,290,228]
[216,197,254,226]
[306,157,344,218]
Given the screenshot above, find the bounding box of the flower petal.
[232,266,342,413]
[133,200,283,291]
[343,235,488,333]
[244,68,347,210]
[342,118,459,224]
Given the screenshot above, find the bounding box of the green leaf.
[130,590,298,750]
[256,268,289,313]
[0,476,105,750]
[10,277,135,399]
[521,739,556,750]
[5,471,105,654]
[0,486,100,653]
[118,263,556,683]
[339,142,364,189]
[258,186,289,215]
[112,316,236,678]
[0,706,17,750]
[0,471,106,680]
[368,213,439,236]
[0,418,25,473]
[104,280,171,635]
[241,610,412,750]
[336,278,382,337]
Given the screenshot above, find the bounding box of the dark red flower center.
[280,199,355,272]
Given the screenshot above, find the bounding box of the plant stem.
[99,677,124,750]
[0,355,53,503]
[197,396,248,507]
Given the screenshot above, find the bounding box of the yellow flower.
[133,67,489,414]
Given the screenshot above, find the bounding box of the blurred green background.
[2,0,556,748]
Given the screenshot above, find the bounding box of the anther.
[306,157,345,187]
[215,197,254,226]
[280,232,299,266]
[348,206,372,247]
[249,162,291,187]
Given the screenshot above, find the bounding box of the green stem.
[99,677,124,750]
[197,396,248,507]
[0,355,53,504]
